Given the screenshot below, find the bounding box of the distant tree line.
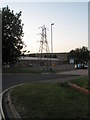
[68,46,90,64]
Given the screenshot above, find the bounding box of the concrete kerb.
[68,82,90,95]
[7,89,21,119]
[0,84,23,119]
[0,92,5,120]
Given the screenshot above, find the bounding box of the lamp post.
[51,23,54,54]
[51,23,54,69]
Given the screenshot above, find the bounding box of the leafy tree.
[2,6,25,66]
[68,46,90,64]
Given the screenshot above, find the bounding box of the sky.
[1,1,88,53]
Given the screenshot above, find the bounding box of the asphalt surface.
[2,69,88,91]
[2,73,80,91]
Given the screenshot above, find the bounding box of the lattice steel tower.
[39,25,49,54]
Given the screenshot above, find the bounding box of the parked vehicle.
[75,63,88,69]
[83,64,88,69]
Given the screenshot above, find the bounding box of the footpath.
[57,69,88,76]
[39,69,88,83]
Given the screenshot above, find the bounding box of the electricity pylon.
[39,25,49,54]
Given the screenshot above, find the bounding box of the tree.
[68,46,90,64]
[2,6,25,66]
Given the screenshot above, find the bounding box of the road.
[2,73,80,91]
[2,69,88,91]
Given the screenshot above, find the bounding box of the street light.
[51,23,54,54]
[51,23,54,69]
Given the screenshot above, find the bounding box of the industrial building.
[15,53,68,68]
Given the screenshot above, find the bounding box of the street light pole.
[51,23,54,54]
[51,23,54,69]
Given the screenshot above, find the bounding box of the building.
[15,56,59,68]
[15,53,68,68]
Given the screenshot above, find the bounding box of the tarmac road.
[2,73,79,91]
[2,69,88,91]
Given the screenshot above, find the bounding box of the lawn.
[11,82,88,119]
[69,76,88,89]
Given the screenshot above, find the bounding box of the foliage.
[2,6,25,65]
[68,46,90,64]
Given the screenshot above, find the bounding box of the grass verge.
[11,82,88,119]
[69,76,88,89]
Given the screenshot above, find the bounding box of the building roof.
[19,57,59,61]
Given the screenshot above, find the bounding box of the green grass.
[69,76,88,89]
[11,82,88,119]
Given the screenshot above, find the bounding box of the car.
[75,63,88,69]
[83,64,88,69]
[75,64,83,69]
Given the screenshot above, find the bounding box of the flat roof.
[19,57,59,61]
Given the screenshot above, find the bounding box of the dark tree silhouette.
[2,6,25,66]
[68,46,90,64]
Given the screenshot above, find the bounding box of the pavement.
[57,69,88,76]
[38,69,88,83]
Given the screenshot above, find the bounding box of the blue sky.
[1,2,88,53]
